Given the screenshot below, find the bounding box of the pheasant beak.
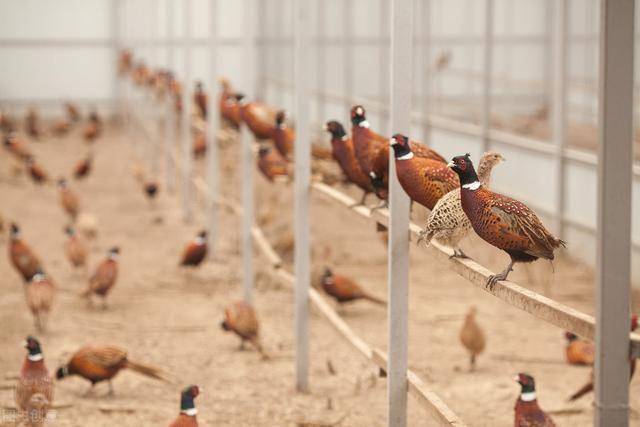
[21,340,28,348]
[390,137,398,146]
[513,375,520,383]
[447,161,455,168]
[322,124,328,132]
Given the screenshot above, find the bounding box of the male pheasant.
[514,373,556,427]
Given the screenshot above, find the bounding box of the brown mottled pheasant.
[390,134,459,210]
[57,178,80,220]
[24,270,55,332]
[9,223,43,282]
[16,337,54,426]
[56,344,171,395]
[83,247,119,308]
[272,110,295,158]
[64,226,88,271]
[419,151,505,258]
[221,301,267,358]
[325,120,374,204]
[320,268,386,306]
[449,154,565,289]
[459,306,486,371]
[514,373,556,427]
[564,332,594,366]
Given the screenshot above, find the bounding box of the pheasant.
[257,146,289,182]
[4,132,32,160]
[0,110,16,132]
[193,132,207,158]
[50,118,71,137]
[449,154,565,289]
[568,315,638,401]
[57,178,80,220]
[514,373,556,427]
[26,157,48,184]
[459,306,486,371]
[272,110,295,158]
[9,223,43,282]
[390,134,459,210]
[25,107,41,138]
[56,344,171,395]
[350,105,387,179]
[239,98,277,141]
[320,268,386,306]
[65,102,81,122]
[168,385,200,427]
[221,300,267,357]
[419,151,505,258]
[325,120,374,205]
[564,332,594,366]
[219,78,243,129]
[64,226,88,271]
[143,180,159,205]
[83,111,102,143]
[24,270,55,332]
[194,81,208,120]
[16,337,54,426]
[83,247,119,308]
[180,230,208,267]
[73,154,92,180]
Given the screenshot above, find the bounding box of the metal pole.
[378,0,389,135]
[481,0,494,152]
[151,0,161,176]
[595,0,635,425]
[241,0,255,304]
[421,0,432,144]
[315,0,325,127]
[165,0,175,193]
[112,0,122,123]
[343,0,353,114]
[551,0,567,238]
[388,0,413,425]
[205,0,220,255]
[181,0,193,222]
[293,0,311,394]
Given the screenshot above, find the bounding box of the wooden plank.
[310,181,640,357]
[251,226,282,269]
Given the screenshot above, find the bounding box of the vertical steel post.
[315,0,325,127]
[112,0,122,123]
[595,0,635,425]
[206,0,220,254]
[343,0,353,113]
[421,0,432,144]
[241,0,255,304]
[165,0,176,193]
[293,0,311,394]
[151,0,161,176]
[388,0,413,425]
[181,0,193,222]
[378,0,390,134]
[551,0,567,238]
[481,0,494,152]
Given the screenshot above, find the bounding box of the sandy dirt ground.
[0,119,639,427]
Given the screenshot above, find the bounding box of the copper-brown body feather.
[459,306,486,370]
[258,148,289,182]
[25,275,55,332]
[320,270,386,306]
[10,237,43,282]
[395,156,459,210]
[17,355,53,426]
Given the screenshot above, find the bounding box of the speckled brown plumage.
[272,111,295,158]
[320,268,386,306]
[84,247,119,305]
[221,301,266,356]
[9,224,43,282]
[16,337,54,426]
[420,151,504,256]
[564,332,594,366]
[450,154,565,288]
[325,120,373,200]
[514,374,556,427]
[25,272,55,332]
[257,146,289,182]
[391,135,459,210]
[240,101,277,141]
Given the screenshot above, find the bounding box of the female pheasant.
[325,120,374,205]
[64,226,88,271]
[272,110,295,158]
[419,151,505,258]
[514,373,556,427]
[9,223,43,282]
[449,154,565,289]
[320,268,386,306]
[57,178,80,220]
[56,344,170,395]
[83,247,119,308]
[459,306,486,371]
[168,385,200,427]
[16,337,54,426]
[564,332,594,366]
[390,134,459,210]
[221,300,267,358]
[24,271,55,332]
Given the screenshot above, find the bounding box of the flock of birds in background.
[0,47,635,427]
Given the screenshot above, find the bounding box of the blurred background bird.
[9,223,43,282]
[83,246,119,308]
[64,226,88,274]
[271,110,294,159]
[56,344,171,396]
[168,385,200,427]
[4,132,32,161]
[16,336,54,426]
[179,230,208,269]
[459,306,486,371]
[83,111,102,143]
[564,332,594,366]
[26,157,49,184]
[193,80,207,120]
[24,270,55,332]
[257,146,289,182]
[320,268,386,308]
[57,178,80,220]
[25,107,41,139]
[221,300,267,358]
[73,153,93,180]
[65,101,81,122]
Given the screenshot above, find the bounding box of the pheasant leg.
[487,260,514,290]
[450,248,469,259]
[349,191,369,208]
[370,200,388,213]
[416,230,429,246]
[107,380,115,397]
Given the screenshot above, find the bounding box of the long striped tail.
[126,359,174,383]
[568,381,593,402]
[363,293,387,306]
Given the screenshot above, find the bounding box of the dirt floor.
[1,119,639,427]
